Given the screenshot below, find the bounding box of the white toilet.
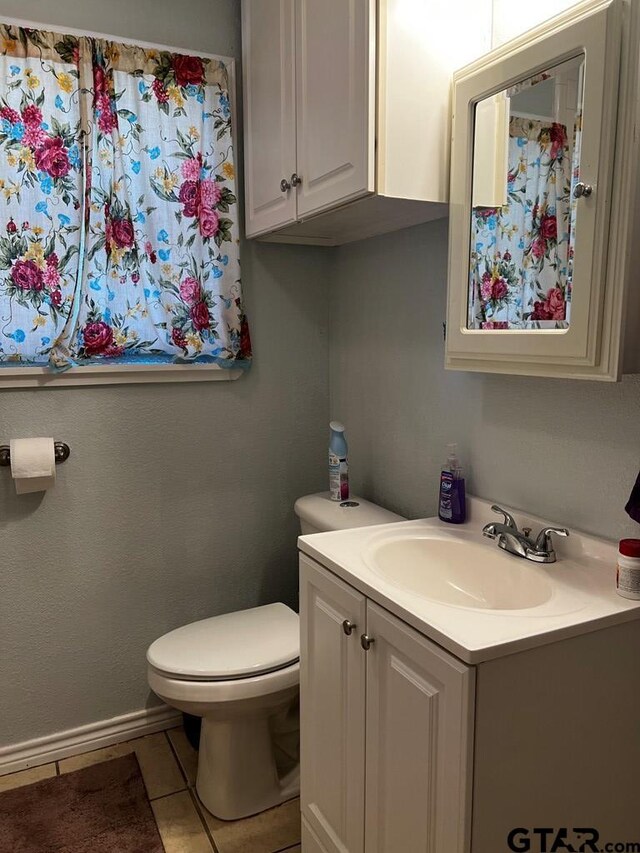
[146,492,404,820]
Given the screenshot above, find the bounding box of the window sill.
[0,364,244,388]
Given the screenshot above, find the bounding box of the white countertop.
[298,496,640,664]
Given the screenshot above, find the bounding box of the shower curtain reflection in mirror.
[468,55,584,330]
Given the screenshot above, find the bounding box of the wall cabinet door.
[299,554,367,853]
[295,0,375,219]
[364,603,474,853]
[242,0,297,237]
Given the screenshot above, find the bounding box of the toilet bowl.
[147,492,404,821]
[147,603,300,820]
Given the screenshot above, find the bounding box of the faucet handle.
[534,526,569,553]
[490,504,518,531]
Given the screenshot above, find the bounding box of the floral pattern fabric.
[469,117,574,330]
[0,24,250,371]
[0,29,82,362]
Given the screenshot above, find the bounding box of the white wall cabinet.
[299,555,474,853]
[294,0,374,221]
[446,0,640,380]
[241,0,492,245]
[241,0,297,235]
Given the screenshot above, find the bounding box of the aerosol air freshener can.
[329,421,349,502]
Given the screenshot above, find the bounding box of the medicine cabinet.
[445,0,640,380]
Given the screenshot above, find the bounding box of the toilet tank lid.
[146,603,299,681]
[294,492,405,532]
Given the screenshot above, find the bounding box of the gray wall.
[0,0,330,748]
[2,0,638,753]
[330,218,640,542]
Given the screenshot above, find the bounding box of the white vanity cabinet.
[299,554,474,853]
[241,0,492,245]
[299,548,640,852]
[299,553,367,853]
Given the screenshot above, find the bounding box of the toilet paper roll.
[10,437,56,494]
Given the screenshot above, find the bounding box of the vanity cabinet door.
[241,0,297,237]
[299,554,367,853]
[295,0,375,219]
[364,603,475,853]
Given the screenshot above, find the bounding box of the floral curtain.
[0,29,83,362]
[0,24,251,370]
[469,117,573,330]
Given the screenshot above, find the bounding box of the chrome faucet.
[482,505,569,564]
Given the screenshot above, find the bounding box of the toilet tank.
[294,492,405,535]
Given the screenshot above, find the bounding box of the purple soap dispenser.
[438,443,466,524]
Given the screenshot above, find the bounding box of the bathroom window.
[0,22,251,386]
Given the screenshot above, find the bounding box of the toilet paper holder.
[0,441,70,466]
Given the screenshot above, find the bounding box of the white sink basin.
[298,498,640,662]
[365,535,553,610]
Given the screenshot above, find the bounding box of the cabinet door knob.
[280,178,291,193]
[573,181,593,198]
[290,172,302,187]
[360,634,375,651]
[342,619,356,636]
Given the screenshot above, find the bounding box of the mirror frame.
[445,0,626,379]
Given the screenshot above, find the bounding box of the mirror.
[468,55,585,330]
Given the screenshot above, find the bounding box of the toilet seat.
[148,658,300,706]
[150,655,300,682]
[146,603,299,682]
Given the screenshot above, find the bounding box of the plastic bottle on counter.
[438,443,466,524]
[616,539,640,600]
[329,421,349,502]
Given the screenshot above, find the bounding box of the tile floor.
[0,727,301,853]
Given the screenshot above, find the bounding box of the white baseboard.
[0,704,182,777]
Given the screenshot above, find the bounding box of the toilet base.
[147,653,300,821]
[196,711,300,821]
